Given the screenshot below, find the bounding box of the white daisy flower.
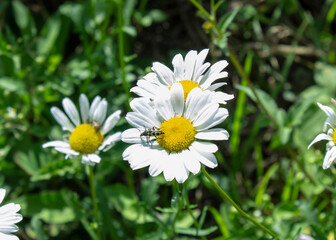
[308,101,336,169]
[130,49,233,104]
[122,83,230,183]
[0,188,22,240]
[43,94,122,165]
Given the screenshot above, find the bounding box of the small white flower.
[130,49,233,104]
[122,83,230,183]
[43,94,122,165]
[0,188,22,240]
[308,101,336,169]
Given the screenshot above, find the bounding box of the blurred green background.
[0,0,336,239]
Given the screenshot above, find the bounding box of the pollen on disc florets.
[157,117,196,153]
[333,129,336,145]
[169,80,201,101]
[69,123,104,154]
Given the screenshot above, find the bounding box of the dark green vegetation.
[0,0,336,239]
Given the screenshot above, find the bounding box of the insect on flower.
[92,121,101,132]
[140,127,164,145]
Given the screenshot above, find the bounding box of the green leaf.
[37,15,62,56]
[236,85,281,125]
[14,151,39,176]
[14,190,76,224]
[0,77,24,92]
[105,184,153,224]
[31,217,48,240]
[314,62,336,90]
[12,0,29,30]
[219,7,240,34]
[175,226,218,237]
[0,55,14,76]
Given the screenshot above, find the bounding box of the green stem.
[201,166,280,240]
[117,0,131,110]
[88,165,101,239]
[183,183,207,240]
[171,180,182,235]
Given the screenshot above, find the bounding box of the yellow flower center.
[157,117,196,153]
[69,123,104,154]
[333,130,336,145]
[169,80,201,101]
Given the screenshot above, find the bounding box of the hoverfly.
[140,127,164,146]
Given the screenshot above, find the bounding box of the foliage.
[0,0,336,239]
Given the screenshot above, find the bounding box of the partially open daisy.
[122,83,230,183]
[308,100,336,169]
[43,94,121,165]
[130,49,233,104]
[0,188,22,240]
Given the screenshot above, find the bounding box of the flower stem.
[183,182,207,240]
[117,0,131,111]
[201,166,280,240]
[88,165,101,239]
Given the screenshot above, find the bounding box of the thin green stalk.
[88,165,101,239]
[183,184,207,240]
[201,166,280,240]
[171,180,182,235]
[117,0,131,110]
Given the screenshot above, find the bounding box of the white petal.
[126,112,158,129]
[191,141,218,153]
[192,103,219,127]
[123,145,154,170]
[155,97,174,121]
[79,94,90,123]
[121,129,143,144]
[62,98,80,126]
[152,62,175,86]
[172,53,184,80]
[162,153,189,183]
[317,102,336,130]
[81,154,101,165]
[184,88,210,121]
[101,110,121,135]
[193,49,210,81]
[0,232,19,240]
[0,189,5,204]
[307,133,332,149]
[183,150,201,175]
[323,147,336,169]
[199,60,229,88]
[148,150,168,177]
[99,132,121,151]
[88,154,101,164]
[129,98,160,127]
[195,128,229,140]
[190,145,218,168]
[51,107,75,131]
[42,141,70,148]
[93,99,107,125]
[130,79,159,99]
[206,82,227,91]
[196,108,228,131]
[54,147,79,156]
[89,96,102,121]
[170,83,185,117]
[212,91,234,104]
[184,50,197,80]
